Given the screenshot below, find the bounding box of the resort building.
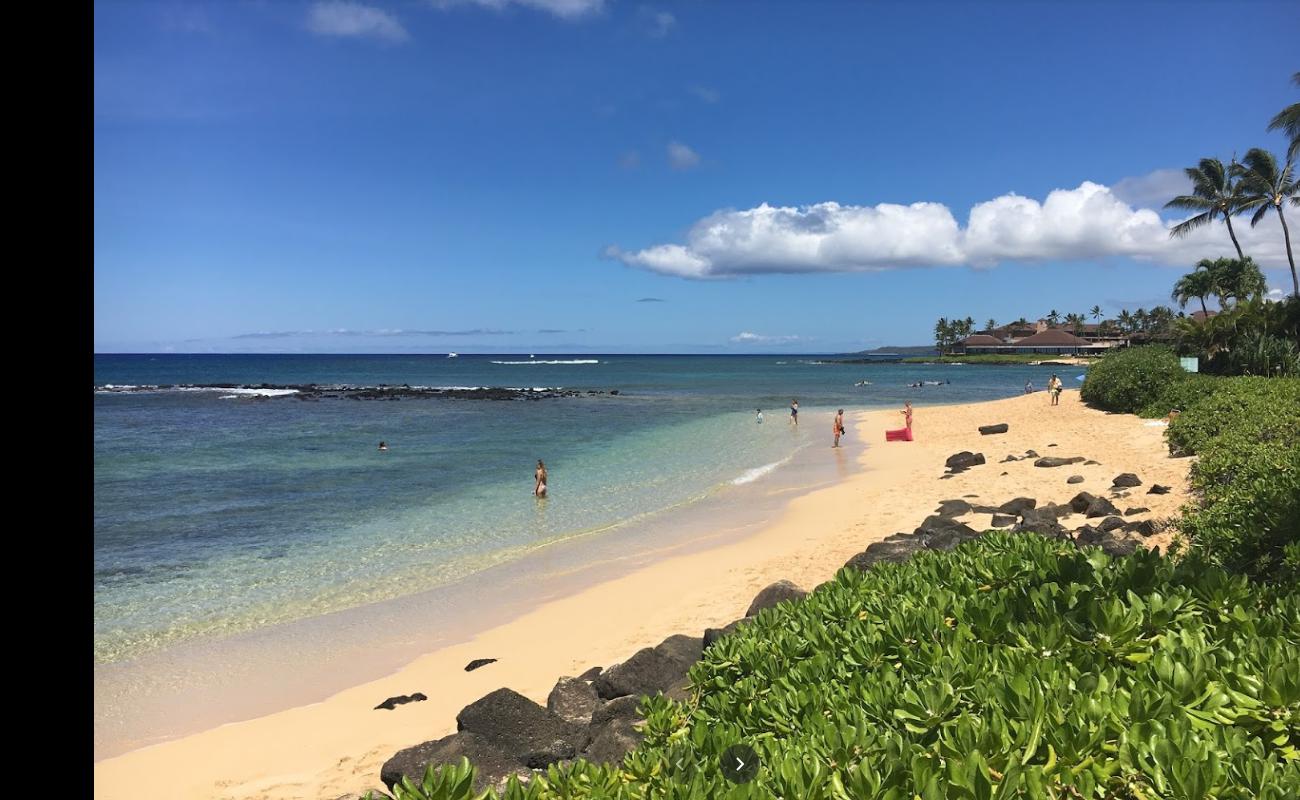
[953,327,1113,356]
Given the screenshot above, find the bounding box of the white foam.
[730,457,790,486]
[490,359,599,365]
[213,388,299,397]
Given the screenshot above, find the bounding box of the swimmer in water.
[378,441,388,451]
[534,459,548,498]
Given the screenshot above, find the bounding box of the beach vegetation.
[378,535,1300,799]
[1079,345,1185,413]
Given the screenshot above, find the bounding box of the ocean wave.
[730,457,791,486]
[490,359,600,365]
[215,388,299,397]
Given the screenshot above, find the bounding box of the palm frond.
[1164,195,1214,212]
[1168,211,1214,238]
[1250,203,1271,227]
[1267,102,1300,140]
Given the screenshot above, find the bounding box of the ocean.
[94,353,1075,754]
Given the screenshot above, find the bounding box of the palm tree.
[1046,309,1060,326]
[1235,148,1298,296]
[1217,257,1268,306]
[1090,305,1102,321]
[1172,264,1216,316]
[1064,313,1085,334]
[1134,308,1150,334]
[1266,72,1300,162]
[985,318,997,334]
[1118,309,1133,334]
[1165,158,1246,259]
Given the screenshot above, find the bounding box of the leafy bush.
[1137,373,1226,418]
[1081,346,1187,413]
[1164,378,1300,456]
[385,535,1300,799]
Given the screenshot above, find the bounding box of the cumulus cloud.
[730,332,805,344]
[429,0,604,20]
[608,179,1291,279]
[1110,168,1191,210]
[308,1,409,42]
[1267,287,1287,300]
[667,141,701,170]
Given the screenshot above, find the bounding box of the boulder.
[1074,526,1104,546]
[1085,497,1121,519]
[1001,455,1020,462]
[465,658,497,672]
[745,580,807,616]
[593,636,701,700]
[576,666,602,681]
[547,677,600,726]
[997,497,1038,516]
[935,499,973,517]
[582,696,644,765]
[990,513,1016,528]
[1112,473,1143,488]
[1125,519,1161,538]
[979,423,1009,435]
[1148,484,1171,495]
[1067,475,1085,484]
[703,617,751,650]
[381,731,529,794]
[843,539,922,571]
[944,451,986,472]
[1015,507,1071,540]
[914,515,979,540]
[1034,456,1086,468]
[1098,531,1139,557]
[1124,507,1150,516]
[455,688,588,768]
[1098,516,1126,532]
[1068,492,1098,514]
[971,504,1001,514]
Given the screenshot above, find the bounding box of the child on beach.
[756,408,763,424]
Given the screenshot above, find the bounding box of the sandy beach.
[94,390,1192,800]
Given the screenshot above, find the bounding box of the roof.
[1190,310,1219,321]
[959,334,1005,346]
[1014,329,1091,346]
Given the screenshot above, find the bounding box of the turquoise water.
[94,354,1074,664]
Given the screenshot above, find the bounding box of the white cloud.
[308,1,409,42]
[1267,287,1286,300]
[688,85,720,103]
[608,179,1292,279]
[430,0,605,20]
[644,9,676,37]
[730,331,804,344]
[667,141,701,170]
[1110,168,1191,209]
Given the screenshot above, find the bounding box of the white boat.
[447,352,459,358]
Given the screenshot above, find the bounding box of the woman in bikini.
[534,459,548,498]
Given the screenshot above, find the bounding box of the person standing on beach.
[790,399,799,426]
[1048,374,1063,406]
[833,409,845,447]
[1024,380,1033,394]
[756,408,763,424]
[534,459,548,498]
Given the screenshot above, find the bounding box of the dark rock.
[997,497,1038,515]
[1098,531,1139,557]
[455,688,588,768]
[914,515,979,540]
[1085,497,1121,518]
[465,658,497,672]
[1074,526,1104,546]
[1125,519,1161,538]
[1084,460,1101,465]
[582,696,644,765]
[962,494,979,498]
[576,666,602,681]
[745,580,807,616]
[374,692,428,711]
[944,451,986,472]
[935,499,973,517]
[990,513,1016,528]
[1068,492,1098,514]
[1001,455,1020,462]
[1148,484,1171,495]
[547,677,600,726]
[381,732,529,794]
[1098,516,1126,532]
[1124,507,1150,516]
[1015,507,1071,540]
[1067,475,1085,484]
[1000,471,1008,475]
[940,474,954,479]
[593,636,701,700]
[1025,450,1039,457]
[978,423,1009,435]
[971,504,1000,514]
[1112,473,1143,488]
[703,617,752,649]
[1034,456,1086,468]
[1048,443,1058,447]
[843,539,922,571]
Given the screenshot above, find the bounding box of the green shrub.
[388,535,1300,799]
[1137,373,1226,418]
[1081,346,1187,414]
[1165,378,1300,456]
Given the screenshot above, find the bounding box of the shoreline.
[94,391,1192,800]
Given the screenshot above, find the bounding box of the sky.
[94,0,1300,354]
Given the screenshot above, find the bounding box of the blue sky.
[94,0,1300,353]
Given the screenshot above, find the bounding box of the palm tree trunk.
[1276,204,1298,297]
[1224,214,1245,260]
[1199,296,1208,316]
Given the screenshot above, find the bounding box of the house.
[953,327,1110,355]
